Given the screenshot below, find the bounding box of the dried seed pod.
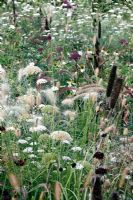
[110,77,123,109]
[92,176,102,200]
[106,65,117,97]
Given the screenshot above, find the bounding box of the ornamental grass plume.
[92,176,103,200]
[93,37,100,69]
[83,169,94,188]
[119,167,130,188]
[8,173,21,193]
[0,64,6,80]
[43,88,57,105]
[110,77,123,109]
[106,65,117,97]
[18,62,42,81]
[54,181,61,200]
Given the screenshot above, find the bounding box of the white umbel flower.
[71,147,82,152]
[62,156,71,161]
[29,125,47,132]
[50,131,72,142]
[18,139,28,144]
[23,147,33,153]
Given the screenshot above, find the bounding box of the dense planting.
[0,0,133,199]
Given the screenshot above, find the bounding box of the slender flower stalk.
[12,0,16,25]
[92,176,102,200]
[110,77,123,109]
[106,65,117,97]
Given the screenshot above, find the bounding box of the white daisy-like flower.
[71,146,82,152]
[50,131,73,142]
[62,156,71,161]
[36,78,48,85]
[18,139,28,144]
[29,125,47,132]
[23,147,33,153]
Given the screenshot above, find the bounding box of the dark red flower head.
[119,39,128,46]
[69,51,81,61]
[93,151,104,160]
[95,167,107,175]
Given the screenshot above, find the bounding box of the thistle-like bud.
[110,77,123,109]
[106,65,117,97]
[111,191,119,200]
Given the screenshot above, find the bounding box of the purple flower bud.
[56,47,63,53]
[119,39,128,46]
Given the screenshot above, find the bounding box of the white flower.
[36,78,48,85]
[30,142,37,146]
[50,131,73,142]
[28,154,37,158]
[18,139,28,144]
[29,125,47,132]
[75,163,84,170]
[13,153,19,157]
[62,156,71,161]
[71,147,82,152]
[9,25,15,30]
[23,147,33,153]
[37,149,44,153]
